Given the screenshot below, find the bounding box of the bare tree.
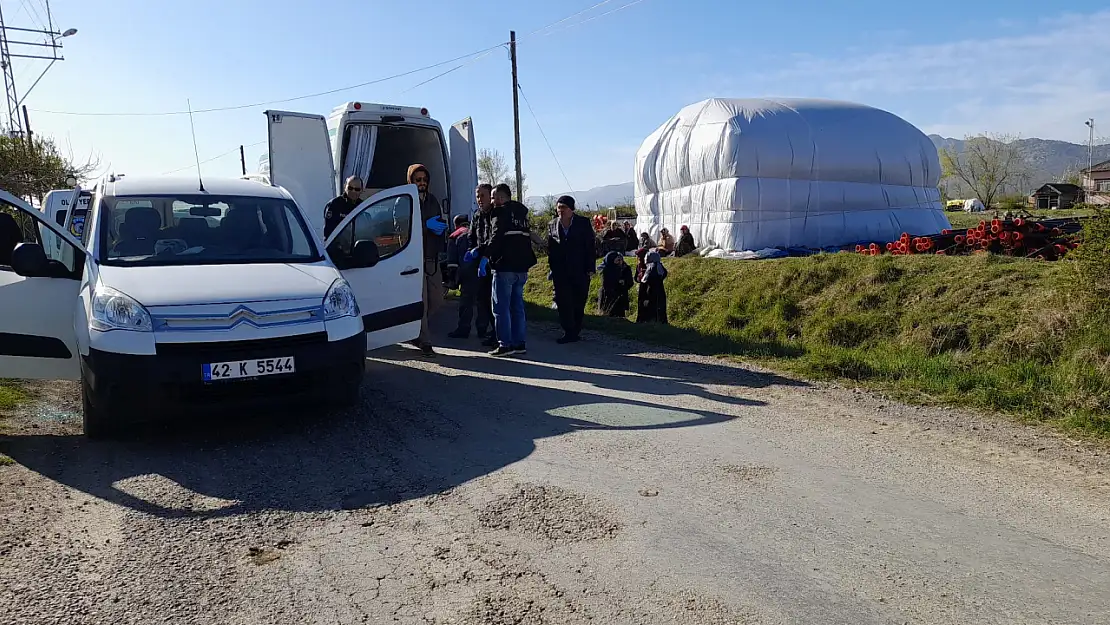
[939,133,1030,210]
[477,147,528,199]
[477,148,507,186]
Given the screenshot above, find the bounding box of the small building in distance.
[1082,159,1110,205]
[1029,183,1085,210]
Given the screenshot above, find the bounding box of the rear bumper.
[83,331,365,419]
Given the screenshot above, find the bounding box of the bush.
[1069,209,1110,309]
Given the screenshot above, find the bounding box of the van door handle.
[400,267,419,275]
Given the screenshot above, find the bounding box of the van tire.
[327,365,364,410]
[81,373,115,439]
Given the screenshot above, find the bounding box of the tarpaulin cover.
[634,98,950,252]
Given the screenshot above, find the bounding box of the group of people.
[601,220,697,258]
[446,192,592,352]
[323,169,688,359]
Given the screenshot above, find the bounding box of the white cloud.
[731,10,1110,143]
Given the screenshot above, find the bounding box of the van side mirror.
[10,243,50,278]
[351,240,380,268]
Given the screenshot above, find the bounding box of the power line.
[516,83,574,193]
[534,0,649,38]
[525,0,618,38]
[29,0,652,118]
[31,43,507,117]
[160,140,264,175]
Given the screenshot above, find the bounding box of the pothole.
[478,483,621,542]
[721,464,777,482]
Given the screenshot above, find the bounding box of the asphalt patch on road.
[721,464,777,482]
[478,483,621,542]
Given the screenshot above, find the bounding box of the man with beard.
[408,163,448,357]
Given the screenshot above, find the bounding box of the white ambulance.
[263,102,478,238]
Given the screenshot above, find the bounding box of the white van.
[263,102,478,239]
[0,175,426,437]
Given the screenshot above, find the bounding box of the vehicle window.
[328,194,413,263]
[99,195,321,267]
[0,205,81,276]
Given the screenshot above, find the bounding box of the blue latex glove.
[425,216,448,235]
[463,247,479,264]
[478,257,489,278]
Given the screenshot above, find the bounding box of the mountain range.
[528,136,1110,209]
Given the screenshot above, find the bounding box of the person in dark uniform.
[323,176,364,238]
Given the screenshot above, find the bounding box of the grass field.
[0,379,27,413]
[524,252,1110,439]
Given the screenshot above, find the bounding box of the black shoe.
[512,344,527,355]
[556,335,580,345]
[488,345,515,357]
[447,329,469,339]
[419,343,436,358]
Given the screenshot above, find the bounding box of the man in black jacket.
[466,183,497,346]
[546,195,596,344]
[323,176,364,238]
[486,183,537,357]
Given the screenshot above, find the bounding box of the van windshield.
[98,195,321,266]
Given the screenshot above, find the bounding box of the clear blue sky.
[12,0,1110,196]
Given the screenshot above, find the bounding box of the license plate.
[203,357,295,382]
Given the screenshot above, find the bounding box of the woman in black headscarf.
[597,251,633,317]
[635,250,668,324]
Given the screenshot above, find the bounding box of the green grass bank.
[524,251,1110,439]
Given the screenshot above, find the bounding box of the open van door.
[324,184,424,351]
[265,110,337,239]
[449,118,478,224]
[0,189,83,381]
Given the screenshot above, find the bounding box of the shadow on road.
[0,321,791,520]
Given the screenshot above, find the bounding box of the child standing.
[447,215,480,339]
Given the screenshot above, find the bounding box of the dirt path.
[2,320,1108,624]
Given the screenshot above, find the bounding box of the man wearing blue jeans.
[486,183,537,357]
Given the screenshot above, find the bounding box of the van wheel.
[81,374,115,439]
[326,365,364,410]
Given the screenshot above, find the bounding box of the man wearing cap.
[546,195,596,344]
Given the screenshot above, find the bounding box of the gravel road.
[2,318,1109,625]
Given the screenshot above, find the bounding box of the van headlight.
[323,278,359,320]
[90,286,153,332]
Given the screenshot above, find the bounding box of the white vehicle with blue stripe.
[0,174,426,437]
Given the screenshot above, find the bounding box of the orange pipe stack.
[854,216,1086,261]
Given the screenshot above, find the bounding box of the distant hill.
[528,137,1110,210]
[526,182,634,211]
[928,135,1110,192]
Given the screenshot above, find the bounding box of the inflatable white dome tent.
[634,98,950,253]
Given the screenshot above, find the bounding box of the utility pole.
[0,0,77,136]
[240,144,246,175]
[1086,118,1095,191]
[509,30,523,202]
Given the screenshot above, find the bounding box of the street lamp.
[13,27,77,109]
[1085,119,1095,191]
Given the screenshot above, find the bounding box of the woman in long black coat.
[636,249,669,324]
[598,251,633,317]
